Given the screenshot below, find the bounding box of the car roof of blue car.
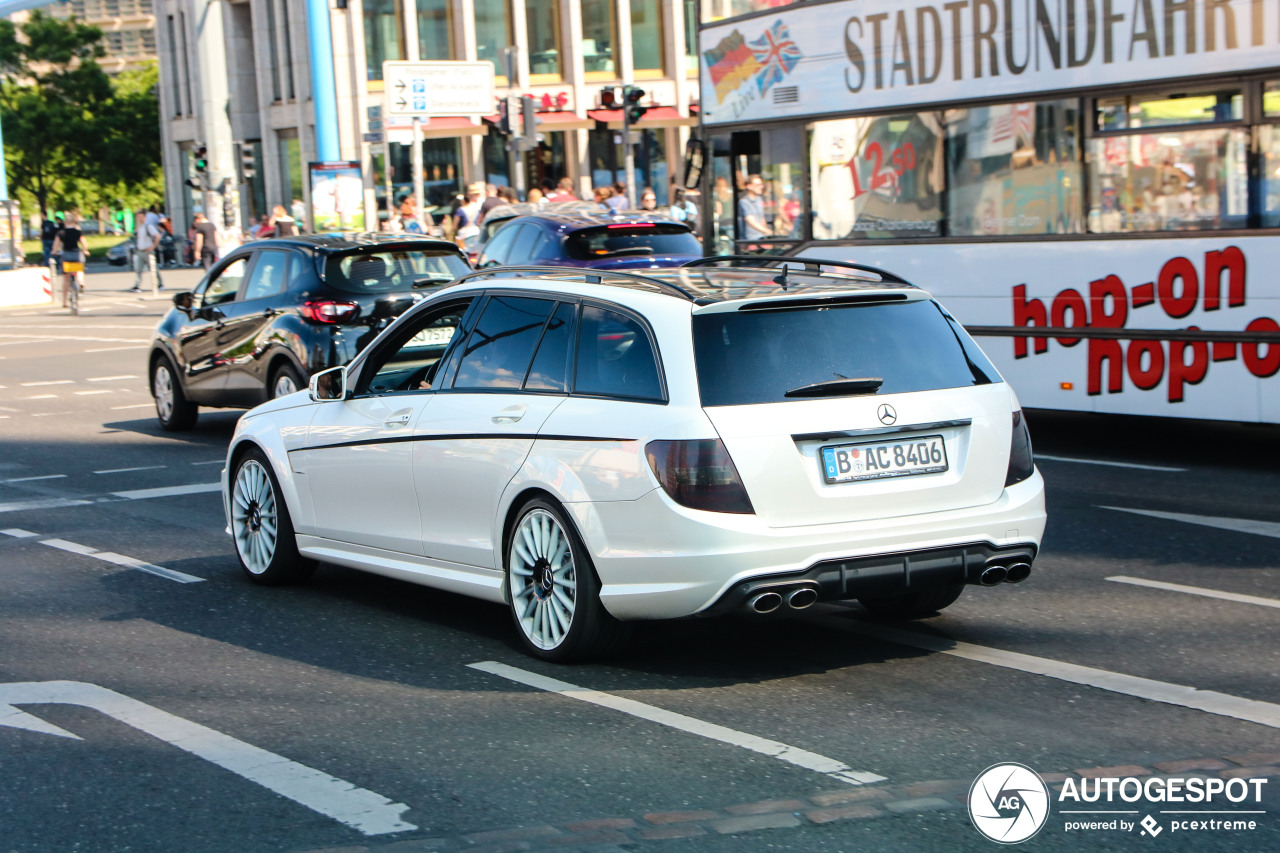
[516,210,693,235]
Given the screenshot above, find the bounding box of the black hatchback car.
[149,234,469,430]
[475,210,702,270]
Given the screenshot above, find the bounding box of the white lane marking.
[24,394,57,400]
[38,538,204,583]
[0,681,416,836]
[112,483,221,500]
[74,390,113,396]
[87,374,139,382]
[94,466,167,475]
[110,403,153,410]
[2,474,67,484]
[1107,576,1280,610]
[1,528,38,538]
[86,345,147,353]
[20,380,74,387]
[468,660,887,786]
[0,339,54,346]
[0,334,148,343]
[822,617,1280,730]
[191,459,225,466]
[0,498,91,514]
[1101,506,1280,540]
[1036,454,1185,472]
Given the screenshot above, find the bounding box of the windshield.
[692,300,1000,407]
[324,248,468,294]
[564,224,701,261]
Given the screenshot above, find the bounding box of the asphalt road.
[0,269,1277,853]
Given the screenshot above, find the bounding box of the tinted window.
[242,251,290,300]
[364,298,474,394]
[453,296,556,389]
[574,305,662,400]
[201,257,247,306]
[477,223,520,267]
[692,300,999,407]
[525,301,576,392]
[564,224,701,261]
[324,248,467,293]
[507,224,542,263]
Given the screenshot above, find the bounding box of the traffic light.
[239,143,256,180]
[522,95,541,144]
[623,85,647,125]
[600,86,618,109]
[194,143,208,173]
[497,98,511,135]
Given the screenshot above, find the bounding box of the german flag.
[704,31,761,104]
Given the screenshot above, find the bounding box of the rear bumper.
[573,470,1046,620]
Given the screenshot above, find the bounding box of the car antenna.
[773,266,789,291]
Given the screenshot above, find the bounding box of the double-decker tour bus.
[694,0,1280,423]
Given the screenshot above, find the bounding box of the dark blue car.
[475,209,702,270]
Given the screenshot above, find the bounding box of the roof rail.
[681,255,910,285]
[452,265,701,301]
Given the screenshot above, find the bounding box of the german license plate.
[408,326,454,346]
[820,435,948,483]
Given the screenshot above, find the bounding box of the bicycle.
[63,257,84,315]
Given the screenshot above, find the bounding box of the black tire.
[152,355,198,431]
[229,447,317,585]
[269,362,305,400]
[857,583,965,619]
[505,497,630,662]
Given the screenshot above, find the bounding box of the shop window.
[417,0,453,61]
[1096,88,1242,132]
[1088,129,1248,233]
[809,114,943,239]
[631,0,664,76]
[946,100,1084,236]
[364,0,402,81]
[526,0,562,79]
[475,0,512,82]
[581,0,616,77]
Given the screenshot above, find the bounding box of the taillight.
[300,300,360,324]
[1005,410,1035,486]
[645,439,755,514]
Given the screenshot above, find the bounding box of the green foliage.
[0,12,162,218]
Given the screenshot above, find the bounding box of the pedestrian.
[192,212,220,270]
[40,214,60,267]
[638,187,659,211]
[546,177,578,203]
[593,185,614,209]
[738,173,770,241]
[397,196,424,234]
[51,212,88,309]
[269,204,298,237]
[130,208,164,295]
[611,181,631,209]
[477,183,503,225]
[454,182,485,244]
[526,187,546,205]
[668,186,698,230]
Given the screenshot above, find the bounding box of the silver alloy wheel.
[509,508,578,650]
[154,363,175,422]
[273,373,298,398]
[232,459,279,575]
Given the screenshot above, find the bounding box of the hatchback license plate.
[820,435,948,483]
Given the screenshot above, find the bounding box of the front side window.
[574,305,662,400]
[692,300,998,407]
[365,299,475,394]
[946,100,1084,236]
[201,257,247,306]
[810,113,944,240]
[242,251,291,301]
[453,296,557,389]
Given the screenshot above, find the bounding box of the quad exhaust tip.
[979,565,1008,586]
[748,591,783,614]
[1005,562,1032,583]
[787,587,819,610]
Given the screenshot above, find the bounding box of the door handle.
[491,405,526,424]
[385,410,412,427]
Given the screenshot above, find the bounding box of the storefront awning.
[585,106,698,129]
[482,111,596,131]
[385,116,488,142]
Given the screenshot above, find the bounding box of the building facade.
[43,0,158,74]
[154,0,705,237]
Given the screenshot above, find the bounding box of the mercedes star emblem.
[877,404,897,425]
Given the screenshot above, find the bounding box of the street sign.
[367,104,382,120]
[363,131,384,144]
[382,61,495,118]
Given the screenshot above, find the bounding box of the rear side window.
[574,305,663,400]
[564,224,700,261]
[324,248,468,293]
[452,296,557,389]
[692,300,1000,407]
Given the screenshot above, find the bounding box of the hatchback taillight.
[1005,410,1035,486]
[645,439,754,514]
[300,300,360,324]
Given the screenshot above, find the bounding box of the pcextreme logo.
[969,763,1270,844]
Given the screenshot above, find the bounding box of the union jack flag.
[748,21,802,97]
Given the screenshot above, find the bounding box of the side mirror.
[309,366,349,402]
[681,137,706,189]
[172,291,194,311]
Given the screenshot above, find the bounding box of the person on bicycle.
[51,212,88,309]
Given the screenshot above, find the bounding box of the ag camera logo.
[969,763,1050,844]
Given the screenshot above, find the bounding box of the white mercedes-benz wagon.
[222,258,1046,661]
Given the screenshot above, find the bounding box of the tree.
[0,12,163,218]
